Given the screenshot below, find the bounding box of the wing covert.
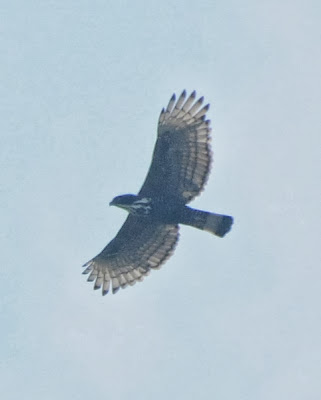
[82,215,179,295]
[139,90,212,203]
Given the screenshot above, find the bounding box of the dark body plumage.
[83,91,233,295]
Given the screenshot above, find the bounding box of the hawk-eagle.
[83,90,233,295]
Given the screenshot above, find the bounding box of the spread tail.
[181,208,233,237]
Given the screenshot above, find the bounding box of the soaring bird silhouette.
[83,90,233,295]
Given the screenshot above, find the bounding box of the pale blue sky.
[1,1,320,399]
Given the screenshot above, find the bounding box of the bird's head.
[109,194,137,209]
[109,194,152,216]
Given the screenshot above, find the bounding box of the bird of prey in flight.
[83,90,233,295]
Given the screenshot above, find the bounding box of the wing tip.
[82,261,93,274]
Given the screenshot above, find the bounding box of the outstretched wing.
[139,90,212,203]
[82,215,179,295]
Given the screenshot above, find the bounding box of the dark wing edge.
[82,216,179,295]
[139,90,212,203]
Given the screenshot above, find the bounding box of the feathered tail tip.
[203,213,234,237]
